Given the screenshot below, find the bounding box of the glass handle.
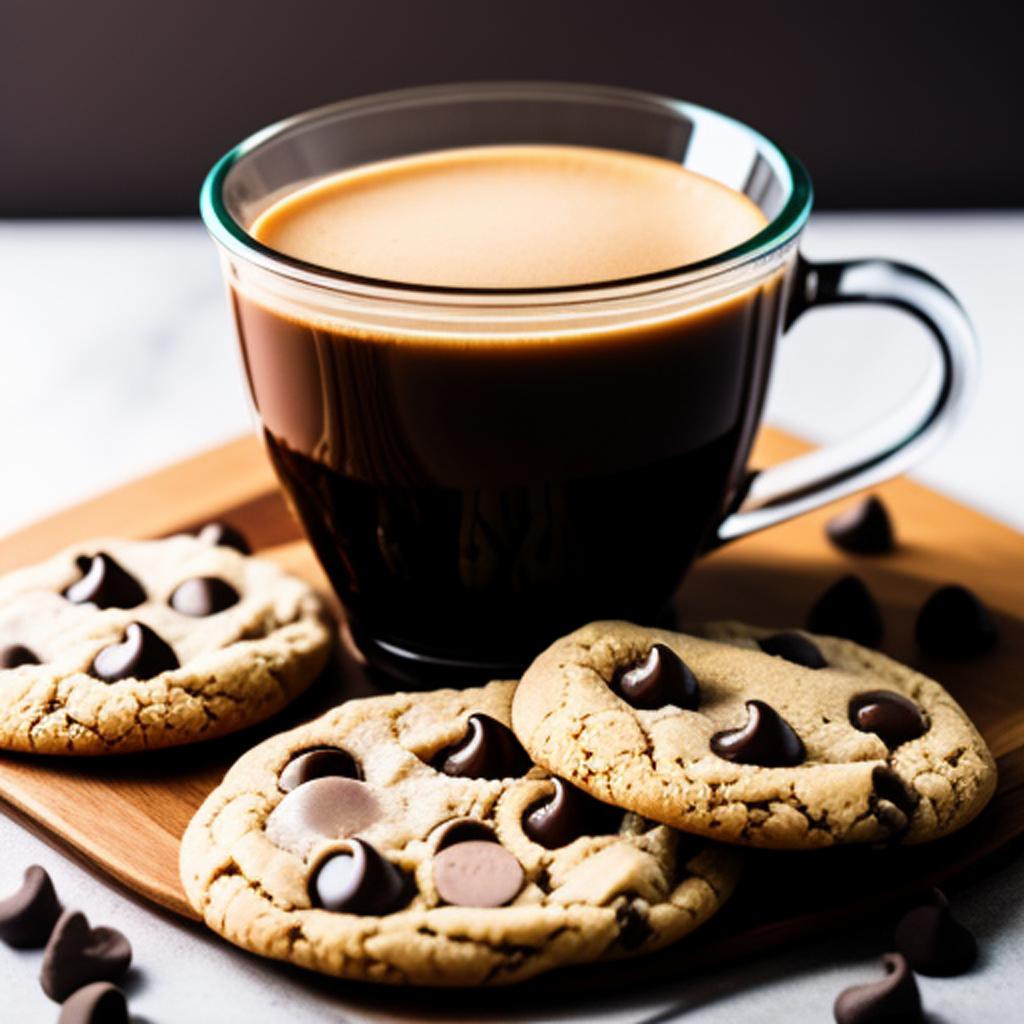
[713,255,978,545]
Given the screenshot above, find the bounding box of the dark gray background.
[3,0,1022,215]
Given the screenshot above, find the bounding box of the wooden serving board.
[1,431,1022,998]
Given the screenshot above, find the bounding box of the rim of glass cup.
[200,81,813,306]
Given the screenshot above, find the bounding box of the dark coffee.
[233,144,783,669]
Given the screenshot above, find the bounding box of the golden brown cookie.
[511,621,996,849]
[180,681,740,986]
[0,534,331,754]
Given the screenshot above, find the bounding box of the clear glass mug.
[201,82,975,682]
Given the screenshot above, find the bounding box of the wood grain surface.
[0,431,1021,995]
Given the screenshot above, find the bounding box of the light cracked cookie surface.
[0,534,331,754]
[180,681,740,986]
[511,621,996,849]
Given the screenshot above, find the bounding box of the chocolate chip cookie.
[0,533,331,754]
[511,621,996,849]
[180,681,740,985]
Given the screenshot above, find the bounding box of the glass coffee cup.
[201,82,975,680]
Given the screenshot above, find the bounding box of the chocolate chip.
[613,644,700,710]
[434,714,532,780]
[833,953,923,1023]
[266,778,380,856]
[0,865,62,948]
[90,623,179,683]
[615,902,653,951]
[0,644,40,669]
[711,700,805,767]
[57,982,129,1024]
[40,910,132,1002]
[850,691,928,748]
[309,839,410,915]
[63,553,145,609]
[434,819,499,851]
[872,766,918,833]
[895,902,977,976]
[916,584,997,659]
[522,777,621,849]
[280,748,360,792]
[758,632,827,669]
[169,576,239,617]
[433,840,524,907]
[826,496,895,555]
[197,521,251,555]
[807,575,884,647]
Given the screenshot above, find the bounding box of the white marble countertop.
[1,214,1023,1021]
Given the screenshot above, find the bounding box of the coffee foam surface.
[250,144,768,290]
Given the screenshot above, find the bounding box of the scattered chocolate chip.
[833,953,923,1024]
[872,766,917,833]
[613,644,700,710]
[280,748,360,792]
[522,777,621,849]
[197,521,252,555]
[758,632,827,669]
[169,576,239,617]
[266,778,380,856]
[434,819,499,851]
[807,575,884,647]
[895,901,977,976]
[433,840,524,907]
[0,644,41,669]
[0,865,62,948]
[309,839,410,915]
[916,585,997,659]
[434,714,532,780]
[850,691,928,748]
[90,623,179,683]
[41,910,132,1003]
[826,496,895,555]
[57,982,129,1024]
[711,700,805,767]
[615,902,653,951]
[63,553,145,609]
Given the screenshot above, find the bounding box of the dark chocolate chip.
[310,839,410,916]
[872,766,918,833]
[434,819,499,851]
[613,644,700,710]
[522,777,621,849]
[0,644,41,669]
[434,714,532,780]
[0,865,62,948]
[807,575,884,647]
[850,691,928,748]
[711,700,805,767]
[169,576,239,617]
[916,584,997,659]
[63,553,145,609]
[197,521,252,555]
[758,632,827,669]
[433,840,524,907]
[895,902,977,976]
[280,747,360,792]
[40,910,132,1002]
[58,982,129,1024]
[90,623,179,683]
[615,902,653,951]
[826,496,895,555]
[833,952,923,1024]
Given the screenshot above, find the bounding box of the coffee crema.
[251,144,767,289]
[233,144,783,668]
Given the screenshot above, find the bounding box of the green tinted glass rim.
[200,83,813,299]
